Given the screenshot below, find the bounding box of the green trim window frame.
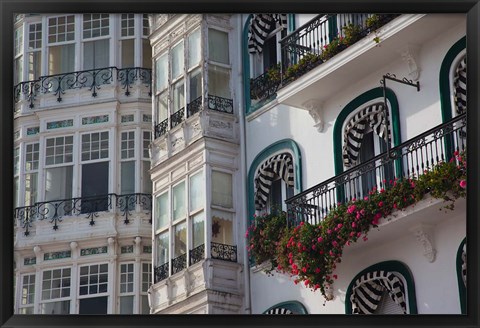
[456,237,467,314]
[333,87,401,177]
[439,36,466,124]
[439,37,466,161]
[247,139,302,222]
[345,260,418,314]
[262,300,308,314]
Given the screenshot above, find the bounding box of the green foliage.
[247,150,466,300]
[342,23,362,44]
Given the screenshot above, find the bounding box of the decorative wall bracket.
[301,99,324,133]
[410,224,436,263]
[399,44,421,82]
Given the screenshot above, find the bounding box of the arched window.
[247,139,302,220]
[345,261,418,314]
[439,36,466,123]
[263,300,308,314]
[456,237,466,314]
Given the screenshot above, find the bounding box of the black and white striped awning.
[254,152,294,211]
[264,307,294,314]
[342,102,391,167]
[454,56,467,114]
[461,242,466,287]
[248,14,288,54]
[350,270,407,314]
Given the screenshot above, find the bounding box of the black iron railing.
[154,119,169,139]
[171,254,187,275]
[187,96,203,117]
[170,108,185,129]
[250,14,399,103]
[211,242,237,262]
[189,244,205,265]
[14,193,152,236]
[14,67,152,109]
[286,113,466,226]
[154,262,169,283]
[207,95,234,114]
[153,94,234,140]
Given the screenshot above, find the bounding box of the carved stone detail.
[171,137,185,149]
[399,44,421,82]
[410,224,436,262]
[209,120,232,130]
[302,99,325,133]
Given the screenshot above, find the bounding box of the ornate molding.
[399,44,421,82]
[410,224,436,262]
[302,99,325,133]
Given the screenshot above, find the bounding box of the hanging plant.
[247,150,466,300]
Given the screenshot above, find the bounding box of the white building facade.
[13,13,154,315]
[148,13,467,315]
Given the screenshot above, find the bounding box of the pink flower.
[347,205,357,214]
[364,196,369,200]
[245,231,249,238]
[305,279,310,286]
[351,222,357,228]
[332,241,338,247]
[378,201,383,207]
[317,237,323,242]
[302,267,307,273]
[327,229,332,234]
[315,268,321,274]
[333,274,338,280]
[460,180,466,189]
[337,223,343,229]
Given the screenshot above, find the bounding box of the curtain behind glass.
[83,39,109,70]
[211,171,232,208]
[48,44,75,75]
[208,29,229,64]
[189,172,203,211]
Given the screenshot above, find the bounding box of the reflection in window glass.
[155,54,168,93]
[192,212,205,248]
[208,65,230,99]
[188,29,201,68]
[156,232,169,265]
[174,221,187,257]
[171,42,184,79]
[173,79,185,112]
[173,182,185,221]
[211,171,233,208]
[189,171,203,211]
[208,29,229,64]
[155,192,169,228]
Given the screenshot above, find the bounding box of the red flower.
[333,274,338,280]
[351,222,357,228]
[315,268,321,274]
[317,237,323,242]
[460,180,466,189]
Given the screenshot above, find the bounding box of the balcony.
[250,14,399,105]
[14,193,152,237]
[286,113,466,226]
[154,94,234,139]
[13,67,152,113]
[153,242,237,283]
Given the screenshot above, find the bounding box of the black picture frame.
[1,1,479,328]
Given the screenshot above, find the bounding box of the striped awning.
[461,242,466,287]
[254,152,294,211]
[264,307,294,314]
[342,102,391,167]
[350,270,407,314]
[248,14,288,54]
[454,56,467,114]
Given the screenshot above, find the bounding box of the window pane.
[84,39,110,70]
[174,221,187,257]
[155,54,168,93]
[121,39,135,68]
[208,29,229,64]
[211,171,232,208]
[120,296,134,314]
[171,42,184,79]
[143,161,152,194]
[189,69,202,102]
[40,300,70,314]
[192,212,205,248]
[173,79,185,112]
[173,182,185,221]
[141,295,150,314]
[208,65,230,99]
[28,51,42,80]
[188,29,201,68]
[142,39,152,69]
[45,166,73,201]
[189,171,203,211]
[156,232,169,265]
[156,92,168,122]
[49,44,75,75]
[121,161,135,195]
[155,192,168,228]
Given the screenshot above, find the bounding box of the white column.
[69,241,79,314]
[74,14,82,72]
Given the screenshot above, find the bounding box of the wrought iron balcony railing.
[153,94,234,140]
[171,253,187,275]
[14,193,152,236]
[286,113,466,226]
[250,14,399,103]
[189,244,205,265]
[154,262,169,283]
[211,242,238,262]
[14,67,152,110]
